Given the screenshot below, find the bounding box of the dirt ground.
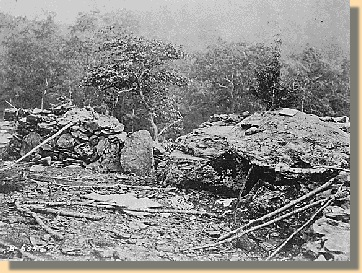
[0,164,310,261]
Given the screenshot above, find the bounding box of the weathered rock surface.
[158,109,350,196]
[120,130,154,176]
[158,115,350,261]
[20,132,42,156]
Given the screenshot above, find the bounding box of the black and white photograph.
[0,0,350,262]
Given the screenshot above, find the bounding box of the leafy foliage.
[191,39,260,113]
[281,46,350,116]
[1,14,69,108]
[83,34,187,140]
[252,42,297,110]
[0,10,349,132]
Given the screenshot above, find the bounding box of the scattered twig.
[184,198,327,252]
[27,210,64,240]
[28,206,104,221]
[265,184,344,261]
[23,200,95,207]
[218,178,335,241]
[54,182,161,190]
[121,208,219,217]
[21,200,214,217]
[29,174,162,190]
[15,202,64,240]
[265,198,333,261]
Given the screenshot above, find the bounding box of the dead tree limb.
[122,208,219,217]
[265,198,333,261]
[27,210,64,240]
[218,178,334,241]
[15,202,64,240]
[56,182,161,190]
[23,201,94,207]
[28,206,104,220]
[15,121,76,164]
[185,198,327,252]
[265,184,344,261]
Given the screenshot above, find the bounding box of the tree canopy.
[0,10,350,138]
[82,34,187,141]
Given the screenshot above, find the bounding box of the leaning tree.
[82,34,187,141]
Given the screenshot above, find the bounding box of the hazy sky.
[0,0,350,56]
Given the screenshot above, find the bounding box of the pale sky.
[0,0,350,56]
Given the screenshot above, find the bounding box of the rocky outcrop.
[158,109,350,196]
[156,109,350,261]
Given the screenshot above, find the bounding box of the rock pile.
[158,109,350,196]
[5,107,127,172]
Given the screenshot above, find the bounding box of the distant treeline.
[0,11,349,138]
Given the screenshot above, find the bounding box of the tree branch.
[158,118,183,136]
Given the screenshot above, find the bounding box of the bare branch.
[158,118,183,136]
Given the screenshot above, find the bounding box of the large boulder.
[120,130,154,176]
[158,109,350,196]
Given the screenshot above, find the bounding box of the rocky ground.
[0,107,351,261]
[0,164,350,261]
[0,164,256,261]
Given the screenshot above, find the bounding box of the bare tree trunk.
[148,111,158,142]
[229,85,235,113]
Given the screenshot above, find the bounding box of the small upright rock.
[120,130,154,176]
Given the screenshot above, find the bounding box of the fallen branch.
[27,210,64,240]
[28,206,104,221]
[265,198,333,261]
[23,200,94,207]
[218,178,335,241]
[184,198,327,252]
[265,184,344,261]
[29,174,162,190]
[15,203,63,240]
[14,121,76,164]
[55,182,161,190]
[121,208,219,217]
